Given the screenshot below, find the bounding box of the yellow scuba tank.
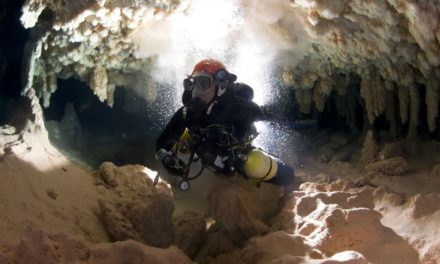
[242,149,278,181]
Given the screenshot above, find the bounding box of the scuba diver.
[155,59,295,200]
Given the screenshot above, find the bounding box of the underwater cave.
[1,0,440,263]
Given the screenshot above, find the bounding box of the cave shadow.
[0,0,30,125]
[43,78,165,169]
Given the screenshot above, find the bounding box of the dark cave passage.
[42,78,166,168]
[0,0,29,125]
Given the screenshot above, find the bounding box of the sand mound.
[1,230,192,264]
[95,161,175,247]
[1,126,440,263]
[208,181,269,246]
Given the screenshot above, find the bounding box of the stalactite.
[360,74,386,125]
[426,80,439,132]
[407,86,420,139]
[90,66,108,103]
[313,78,332,112]
[317,77,333,95]
[295,89,312,114]
[107,84,115,107]
[360,77,374,124]
[40,70,50,108]
[301,71,318,89]
[40,73,58,108]
[48,74,57,93]
[398,85,409,124]
[385,89,398,139]
[373,75,386,119]
[313,86,326,112]
[22,34,47,96]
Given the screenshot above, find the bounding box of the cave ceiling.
[20,0,440,133]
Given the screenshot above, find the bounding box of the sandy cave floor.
[1,126,440,263]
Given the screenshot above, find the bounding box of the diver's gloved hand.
[155,149,186,176]
[163,156,186,176]
[155,148,172,164]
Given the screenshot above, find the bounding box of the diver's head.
[183,59,237,104]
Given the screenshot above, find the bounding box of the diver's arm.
[229,96,263,123]
[259,103,278,121]
[155,107,186,152]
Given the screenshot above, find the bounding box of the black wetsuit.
[156,86,261,153]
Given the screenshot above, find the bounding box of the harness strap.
[206,100,216,115]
